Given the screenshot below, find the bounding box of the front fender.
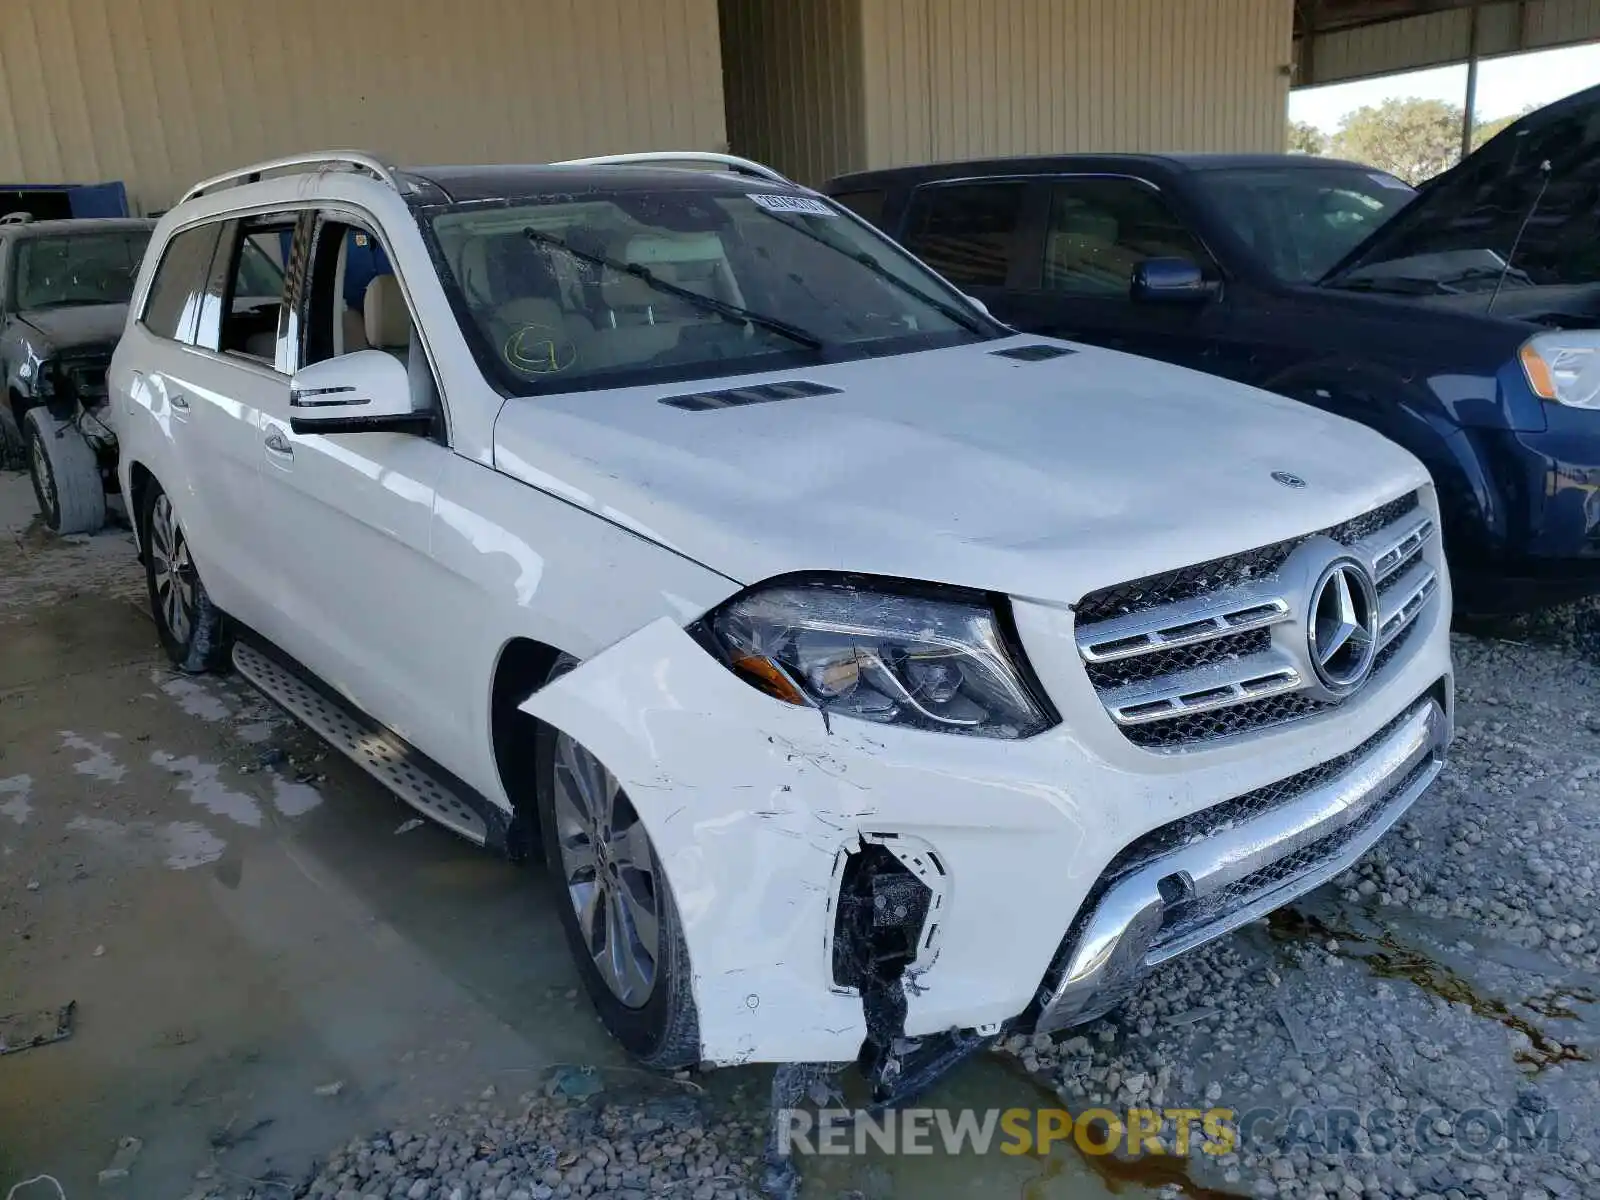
[520,617,871,1066]
[1263,359,1504,566]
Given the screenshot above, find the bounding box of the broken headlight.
[695,578,1055,738]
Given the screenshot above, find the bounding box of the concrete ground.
[0,468,629,1194]
[0,470,1138,1199]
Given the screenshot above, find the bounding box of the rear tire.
[25,407,105,534]
[140,479,231,674]
[0,404,23,470]
[535,655,700,1069]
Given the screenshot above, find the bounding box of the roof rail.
[552,151,793,185]
[180,151,399,204]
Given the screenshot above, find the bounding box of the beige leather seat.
[582,271,683,370]
[342,306,368,353]
[364,274,411,358]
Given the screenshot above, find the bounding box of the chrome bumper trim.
[1036,696,1449,1032]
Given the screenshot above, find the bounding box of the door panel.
[155,348,286,634]
[255,213,455,753]
[996,176,1231,368]
[256,412,450,745]
[173,216,300,638]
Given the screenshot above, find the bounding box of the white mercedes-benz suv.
[110,151,1451,1087]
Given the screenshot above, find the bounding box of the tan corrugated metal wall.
[860,0,1294,169]
[1298,0,1600,87]
[0,0,727,212]
[719,0,866,185]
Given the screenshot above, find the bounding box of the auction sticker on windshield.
[749,194,838,217]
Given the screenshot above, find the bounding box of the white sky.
[1291,41,1600,133]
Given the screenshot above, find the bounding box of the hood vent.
[659,379,842,412]
[991,344,1075,363]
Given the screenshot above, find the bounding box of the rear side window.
[195,216,295,368]
[1044,178,1212,295]
[140,224,221,342]
[902,183,1026,288]
[830,189,886,226]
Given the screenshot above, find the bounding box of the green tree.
[1288,119,1329,156]
[1330,97,1463,184]
[1471,103,1539,151]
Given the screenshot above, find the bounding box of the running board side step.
[232,641,493,846]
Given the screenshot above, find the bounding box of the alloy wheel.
[551,732,660,1007]
[148,493,197,646]
[30,431,55,516]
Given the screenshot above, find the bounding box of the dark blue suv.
[825,85,1600,615]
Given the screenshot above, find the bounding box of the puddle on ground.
[1268,909,1592,1072]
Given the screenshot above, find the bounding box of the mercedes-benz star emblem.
[1272,471,1307,489]
[1307,558,1380,693]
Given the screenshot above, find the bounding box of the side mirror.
[289,349,431,435]
[964,294,993,318]
[1131,257,1219,304]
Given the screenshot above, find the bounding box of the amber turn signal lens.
[731,654,808,705]
[1521,343,1557,400]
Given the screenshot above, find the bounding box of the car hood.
[491,337,1430,603]
[18,303,130,350]
[1324,81,1600,288]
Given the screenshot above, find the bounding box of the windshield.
[425,187,996,394]
[1196,166,1414,283]
[1327,102,1600,298]
[14,231,151,309]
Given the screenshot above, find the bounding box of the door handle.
[169,392,190,412]
[263,428,293,457]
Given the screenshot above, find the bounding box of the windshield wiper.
[754,211,994,337]
[1325,275,1448,295]
[27,297,119,310]
[520,227,823,351]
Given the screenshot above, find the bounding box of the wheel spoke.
[557,737,600,821]
[167,587,190,643]
[552,733,660,1010]
[608,817,653,876]
[607,888,655,1005]
[558,827,598,885]
[615,865,660,968]
[571,878,605,955]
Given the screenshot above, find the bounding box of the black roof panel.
[825,152,1379,191]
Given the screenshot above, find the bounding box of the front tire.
[25,407,105,534]
[535,657,700,1069]
[141,480,230,674]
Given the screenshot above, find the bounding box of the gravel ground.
[1005,619,1600,1200]
[157,618,1600,1200]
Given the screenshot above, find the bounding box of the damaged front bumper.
[523,614,1452,1068]
[1037,694,1447,1031]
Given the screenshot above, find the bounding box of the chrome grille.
[1076,491,1436,749]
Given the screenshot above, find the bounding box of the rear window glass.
[830,189,887,226]
[141,224,221,342]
